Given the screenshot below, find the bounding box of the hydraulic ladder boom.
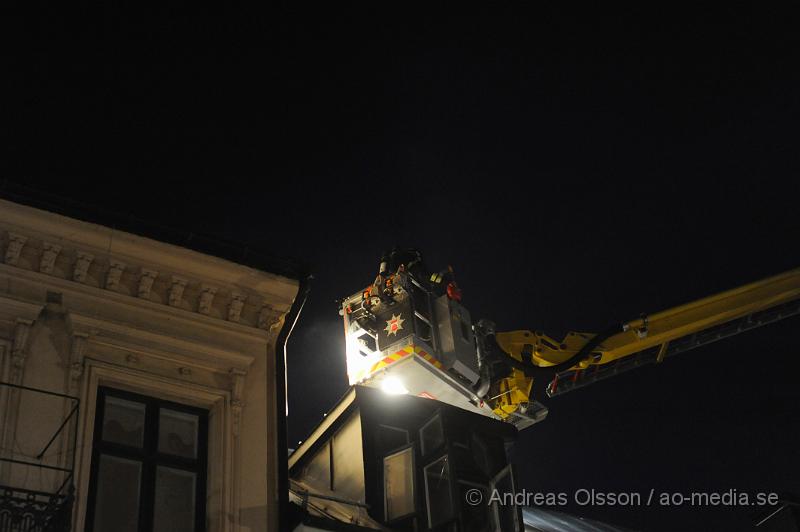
[490,268,800,409]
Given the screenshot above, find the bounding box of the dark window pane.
[93,455,141,532]
[458,482,490,532]
[420,414,444,456]
[102,396,145,447]
[424,455,454,527]
[153,466,196,532]
[376,424,408,455]
[471,432,493,476]
[158,408,199,458]
[453,442,479,476]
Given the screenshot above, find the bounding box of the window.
[86,387,208,532]
[376,424,409,455]
[424,454,454,527]
[419,413,444,456]
[458,480,491,532]
[471,431,492,476]
[383,445,415,521]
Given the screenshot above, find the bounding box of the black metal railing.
[0,486,73,532]
[0,382,79,532]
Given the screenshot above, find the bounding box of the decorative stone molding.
[1,199,299,532]
[105,260,126,291]
[72,251,94,283]
[4,233,27,266]
[10,319,34,383]
[258,304,281,331]
[137,268,159,299]
[0,235,291,328]
[69,312,257,375]
[169,276,188,307]
[39,242,62,274]
[227,293,246,323]
[1,204,297,329]
[230,368,247,437]
[198,285,218,315]
[69,333,89,391]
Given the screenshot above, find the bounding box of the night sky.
[6,5,800,531]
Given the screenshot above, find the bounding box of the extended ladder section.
[545,268,800,397]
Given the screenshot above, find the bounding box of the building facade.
[288,386,524,532]
[0,198,299,531]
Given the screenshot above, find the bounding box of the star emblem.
[384,314,405,336]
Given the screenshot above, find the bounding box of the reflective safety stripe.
[417,350,444,369]
[366,344,444,375]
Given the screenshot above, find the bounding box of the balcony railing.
[0,382,79,532]
[0,486,72,532]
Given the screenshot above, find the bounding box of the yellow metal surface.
[490,369,533,419]
[489,268,800,417]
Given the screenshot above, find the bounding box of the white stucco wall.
[0,198,299,532]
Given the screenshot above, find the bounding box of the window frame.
[375,423,411,460]
[382,442,417,523]
[419,412,445,457]
[85,386,209,532]
[422,450,457,529]
[457,479,492,532]
[489,464,521,532]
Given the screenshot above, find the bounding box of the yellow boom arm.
[487,268,800,418]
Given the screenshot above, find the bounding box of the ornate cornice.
[68,312,256,375]
[137,268,159,299]
[0,198,297,303]
[1,199,299,329]
[168,275,188,307]
[39,242,62,274]
[227,292,246,323]
[105,260,126,291]
[197,284,218,315]
[72,251,94,283]
[4,233,26,266]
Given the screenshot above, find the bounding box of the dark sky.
[6,5,800,531]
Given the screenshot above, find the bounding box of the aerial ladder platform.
[340,249,800,430]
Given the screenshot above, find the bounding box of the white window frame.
[74,360,235,532]
[382,443,416,522]
[419,413,444,456]
[423,453,455,528]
